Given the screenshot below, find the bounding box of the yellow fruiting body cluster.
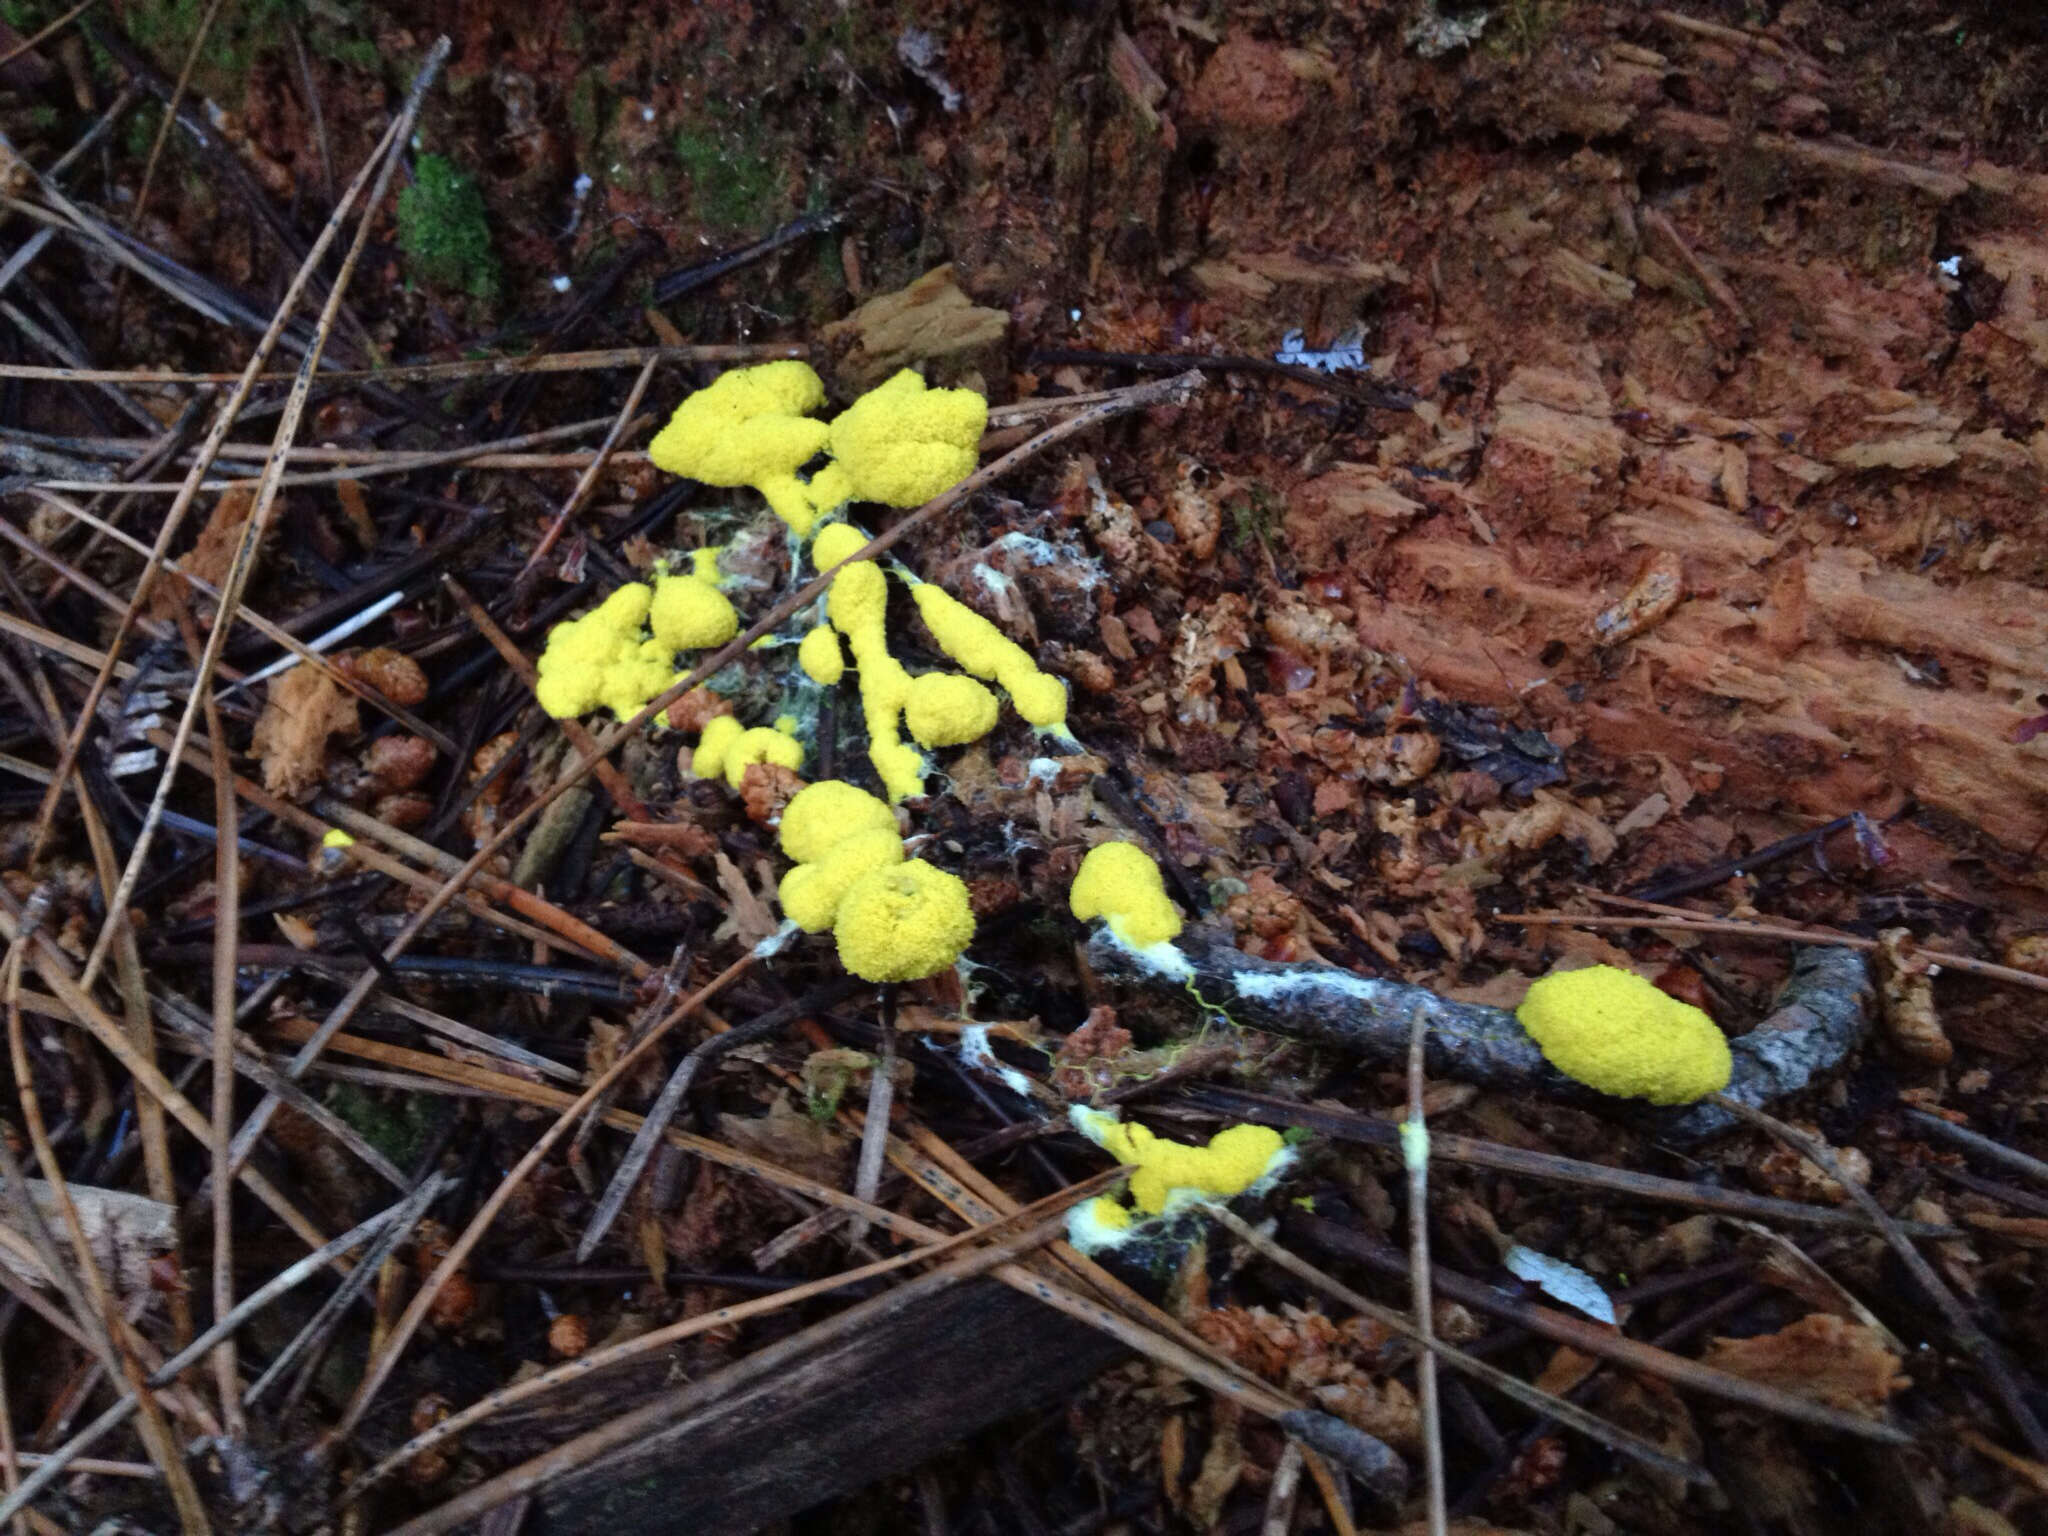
[692,715,803,788]
[1068,1106,1291,1246]
[797,625,846,685]
[551,362,1071,807]
[814,523,927,801]
[775,781,974,981]
[910,584,1069,730]
[827,369,986,507]
[833,860,977,983]
[808,517,1070,798]
[779,780,900,860]
[646,361,835,536]
[528,585,663,720]
[647,361,986,538]
[533,560,737,722]
[904,672,999,747]
[649,565,738,650]
[1515,965,1732,1105]
[1070,841,1183,951]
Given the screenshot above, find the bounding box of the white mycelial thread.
[752,919,800,959]
[1230,967,1392,1006]
[958,1023,1035,1100]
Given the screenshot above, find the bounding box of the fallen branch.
[1088,929,1870,1140]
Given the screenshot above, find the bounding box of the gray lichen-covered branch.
[1086,930,1872,1142]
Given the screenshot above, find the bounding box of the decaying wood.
[525,1278,1127,1536]
[0,1179,172,1299]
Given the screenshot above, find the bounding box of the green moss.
[675,116,788,231]
[397,153,501,301]
[324,1081,438,1171]
[1228,482,1283,552]
[567,71,608,155]
[120,0,300,99]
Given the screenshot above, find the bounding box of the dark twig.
[1403,1010,1446,1536]
[141,945,637,1002]
[1629,814,1882,903]
[649,208,849,305]
[1027,346,1416,410]
[1286,1213,1910,1444]
[1180,1086,1960,1238]
[575,979,864,1261]
[1709,1094,2048,1461]
[850,985,899,1242]
[1903,1108,2048,1189]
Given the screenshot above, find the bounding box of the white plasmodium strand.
[958,1023,1035,1100]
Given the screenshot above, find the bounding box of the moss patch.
[118,0,301,100]
[324,1080,438,1172]
[397,153,501,301]
[675,114,789,232]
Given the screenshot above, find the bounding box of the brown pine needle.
[0,0,95,71]
[127,0,230,238]
[197,611,246,1436]
[0,343,798,387]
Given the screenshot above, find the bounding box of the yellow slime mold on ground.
[910,584,1068,729]
[904,672,998,748]
[827,369,987,507]
[647,361,833,536]
[534,583,667,720]
[832,859,975,982]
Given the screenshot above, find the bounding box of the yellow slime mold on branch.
[1515,965,1732,1105]
[1069,1106,1292,1241]
[1070,841,1183,950]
